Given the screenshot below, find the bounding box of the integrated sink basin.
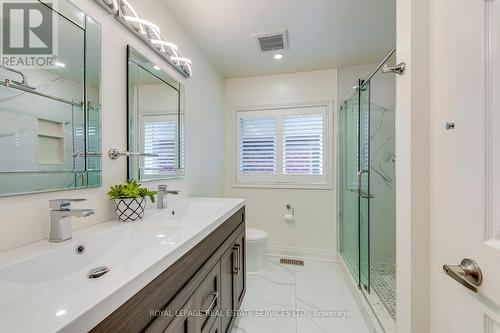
[0,223,184,285]
[0,197,245,333]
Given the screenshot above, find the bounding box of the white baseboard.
[263,245,338,262]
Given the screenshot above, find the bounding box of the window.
[236,104,330,187]
[239,117,276,175]
[283,114,324,175]
[141,114,177,177]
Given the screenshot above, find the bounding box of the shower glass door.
[339,50,396,328]
[339,81,371,291]
[359,81,371,292]
[339,94,360,284]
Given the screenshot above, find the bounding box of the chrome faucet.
[157,185,180,209]
[49,199,95,243]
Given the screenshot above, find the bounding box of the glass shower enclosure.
[339,49,396,326]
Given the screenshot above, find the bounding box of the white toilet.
[246,227,268,275]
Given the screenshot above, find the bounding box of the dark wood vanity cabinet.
[232,232,245,311]
[91,207,246,333]
[194,262,221,333]
[220,230,245,333]
[163,297,195,333]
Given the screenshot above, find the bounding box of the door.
[164,297,195,333]
[359,80,371,292]
[220,231,245,333]
[233,231,245,310]
[339,94,361,283]
[194,262,221,333]
[339,82,373,291]
[220,245,236,332]
[431,0,500,331]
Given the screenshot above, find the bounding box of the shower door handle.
[357,170,375,199]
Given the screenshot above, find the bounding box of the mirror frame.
[126,45,185,182]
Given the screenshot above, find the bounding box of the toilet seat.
[246,227,268,242]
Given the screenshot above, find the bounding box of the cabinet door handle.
[232,244,240,275]
[237,243,242,274]
[201,291,219,315]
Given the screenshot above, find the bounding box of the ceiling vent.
[254,30,289,52]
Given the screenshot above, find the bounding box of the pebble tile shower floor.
[371,263,396,319]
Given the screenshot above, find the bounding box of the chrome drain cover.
[88,266,109,279]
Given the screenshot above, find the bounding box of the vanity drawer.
[163,297,195,333]
[206,317,222,333]
[194,262,221,333]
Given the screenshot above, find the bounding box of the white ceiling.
[163,0,396,78]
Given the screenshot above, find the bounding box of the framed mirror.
[0,0,102,196]
[127,46,185,181]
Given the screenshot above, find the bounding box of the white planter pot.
[114,198,146,222]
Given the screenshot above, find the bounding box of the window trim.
[234,101,333,190]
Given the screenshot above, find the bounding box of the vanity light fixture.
[151,39,178,52]
[93,0,192,77]
[123,16,160,36]
[274,53,283,60]
[170,56,192,65]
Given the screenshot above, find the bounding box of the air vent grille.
[280,258,304,266]
[254,30,288,52]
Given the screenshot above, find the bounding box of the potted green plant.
[108,179,157,222]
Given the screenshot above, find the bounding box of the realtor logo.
[1,0,58,68]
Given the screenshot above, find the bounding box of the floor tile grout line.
[294,261,298,333]
[243,299,296,308]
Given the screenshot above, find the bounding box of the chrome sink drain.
[88,266,109,279]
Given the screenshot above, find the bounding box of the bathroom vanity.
[0,198,245,333]
[92,202,246,333]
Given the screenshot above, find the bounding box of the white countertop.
[0,197,245,333]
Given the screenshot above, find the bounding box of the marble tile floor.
[232,256,370,333]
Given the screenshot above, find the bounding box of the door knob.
[443,258,483,293]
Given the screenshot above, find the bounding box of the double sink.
[0,197,245,333]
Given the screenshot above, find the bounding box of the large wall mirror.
[0,0,101,196]
[127,46,185,181]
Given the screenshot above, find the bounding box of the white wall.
[224,70,337,259]
[395,0,430,331]
[0,0,225,253]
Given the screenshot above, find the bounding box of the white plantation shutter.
[142,115,177,176]
[237,104,329,187]
[239,117,276,175]
[179,116,185,171]
[283,114,324,175]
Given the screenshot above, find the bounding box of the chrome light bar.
[92,0,192,77]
